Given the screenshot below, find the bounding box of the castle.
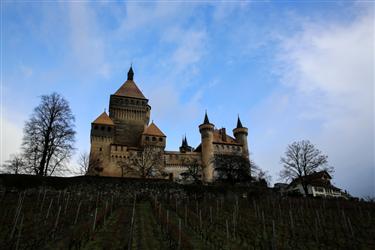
[89,67,249,182]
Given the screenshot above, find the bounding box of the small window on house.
[99,147,102,151]
[159,138,163,142]
[94,125,98,130]
[101,126,105,131]
[107,127,111,132]
[152,137,156,141]
[146,136,150,141]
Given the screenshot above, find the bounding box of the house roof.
[92,112,114,125]
[213,129,239,145]
[288,171,338,190]
[143,122,166,137]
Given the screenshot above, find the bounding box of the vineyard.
[0,175,374,249]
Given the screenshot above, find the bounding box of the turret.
[199,111,215,182]
[233,116,249,158]
[89,111,115,175]
[141,121,166,149]
[179,135,193,153]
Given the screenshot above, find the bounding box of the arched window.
[145,136,150,141]
[152,137,156,141]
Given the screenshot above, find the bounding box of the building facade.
[286,171,350,199]
[89,67,250,182]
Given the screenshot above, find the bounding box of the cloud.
[212,1,250,21]
[67,2,110,78]
[0,115,23,164]
[257,10,374,197]
[120,2,193,31]
[162,27,208,71]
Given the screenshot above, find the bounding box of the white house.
[287,171,350,199]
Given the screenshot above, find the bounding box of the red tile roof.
[143,122,166,137]
[114,80,146,99]
[92,112,114,125]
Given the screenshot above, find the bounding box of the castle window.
[159,138,163,142]
[94,125,98,130]
[99,147,102,151]
[152,137,156,141]
[107,127,111,132]
[146,136,150,141]
[101,126,104,131]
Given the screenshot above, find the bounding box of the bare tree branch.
[279,140,332,195]
[118,146,164,178]
[22,93,76,176]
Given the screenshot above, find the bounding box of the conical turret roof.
[203,111,210,124]
[237,116,243,128]
[92,112,114,125]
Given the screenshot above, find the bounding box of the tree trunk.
[39,128,52,176]
[302,182,309,197]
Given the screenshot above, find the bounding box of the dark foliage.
[180,158,202,184]
[213,155,252,184]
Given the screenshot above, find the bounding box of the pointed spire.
[236,115,243,128]
[127,65,134,80]
[203,110,210,124]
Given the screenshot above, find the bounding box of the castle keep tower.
[199,112,215,182]
[233,116,249,158]
[109,67,150,146]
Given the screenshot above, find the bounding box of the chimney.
[221,128,227,142]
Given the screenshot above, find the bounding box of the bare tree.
[87,152,103,176]
[76,152,90,175]
[118,146,164,178]
[279,140,332,195]
[0,154,25,174]
[22,93,76,176]
[213,154,252,184]
[181,158,202,183]
[251,162,272,186]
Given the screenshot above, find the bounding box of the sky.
[1,1,374,197]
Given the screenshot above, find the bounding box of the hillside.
[0,174,374,249]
